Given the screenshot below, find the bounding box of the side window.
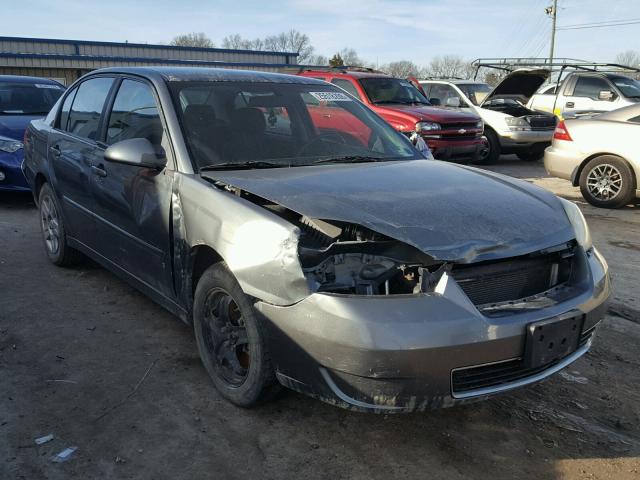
[542,85,557,95]
[429,84,461,106]
[628,115,640,124]
[107,79,163,147]
[58,88,77,131]
[66,77,114,140]
[573,77,611,99]
[331,79,362,100]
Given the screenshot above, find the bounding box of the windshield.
[0,81,65,115]
[610,76,640,98]
[169,81,421,170]
[359,77,430,105]
[457,83,492,106]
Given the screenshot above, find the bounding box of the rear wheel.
[471,129,500,165]
[193,263,279,407]
[38,183,81,266]
[579,155,636,209]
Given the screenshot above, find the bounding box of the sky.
[2,0,638,66]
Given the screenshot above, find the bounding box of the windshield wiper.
[199,161,288,171]
[312,155,385,165]
[374,100,429,106]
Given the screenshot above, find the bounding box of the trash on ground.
[559,371,588,384]
[51,446,77,463]
[35,434,54,445]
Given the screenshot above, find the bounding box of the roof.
[0,74,63,85]
[0,35,299,58]
[88,66,326,84]
[302,69,391,79]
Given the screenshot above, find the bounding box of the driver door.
[90,77,175,298]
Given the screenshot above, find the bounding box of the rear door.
[560,75,618,114]
[90,77,175,298]
[49,76,115,247]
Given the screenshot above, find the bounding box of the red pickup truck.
[299,68,485,162]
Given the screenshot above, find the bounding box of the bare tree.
[381,60,421,78]
[221,34,264,51]
[338,48,363,66]
[306,54,329,66]
[170,32,214,48]
[614,50,640,79]
[424,55,474,80]
[263,29,315,64]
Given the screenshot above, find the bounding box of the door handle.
[49,145,61,158]
[565,102,575,108]
[91,164,107,177]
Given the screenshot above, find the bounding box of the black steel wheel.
[471,129,500,165]
[193,263,279,407]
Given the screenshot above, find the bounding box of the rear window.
[0,81,64,115]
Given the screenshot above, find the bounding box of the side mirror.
[446,97,461,107]
[104,138,166,170]
[598,90,615,101]
[429,97,441,106]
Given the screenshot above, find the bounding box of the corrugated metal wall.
[0,37,298,84]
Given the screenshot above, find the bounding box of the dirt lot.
[1,158,639,480]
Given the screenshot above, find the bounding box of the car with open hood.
[24,67,610,413]
[421,69,557,163]
[0,75,65,191]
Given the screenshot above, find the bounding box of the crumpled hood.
[0,115,40,140]
[375,104,479,123]
[202,160,575,263]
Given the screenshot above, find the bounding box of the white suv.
[420,69,557,164]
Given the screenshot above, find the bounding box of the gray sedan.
[545,103,640,208]
[23,67,610,412]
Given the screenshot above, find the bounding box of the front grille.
[452,357,553,393]
[451,246,574,306]
[440,122,479,130]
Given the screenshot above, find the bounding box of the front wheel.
[471,129,500,165]
[579,155,636,209]
[193,263,279,407]
[38,183,81,266]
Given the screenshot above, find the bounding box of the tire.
[193,263,279,407]
[471,129,500,165]
[38,183,82,266]
[579,155,636,209]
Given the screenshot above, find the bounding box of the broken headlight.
[560,198,592,251]
[297,217,440,296]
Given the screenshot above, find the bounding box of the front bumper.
[427,138,484,161]
[0,150,29,191]
[500,129,553,147]
[256,247,610,412]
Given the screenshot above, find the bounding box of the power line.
[557,19,640,30]
[558,17,640,28]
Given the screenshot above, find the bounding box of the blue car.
[0,75,65,191]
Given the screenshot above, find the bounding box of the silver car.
[545,104,640,208]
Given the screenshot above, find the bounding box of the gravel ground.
[1,157,638,480]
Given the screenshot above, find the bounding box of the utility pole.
[546,0,558,68]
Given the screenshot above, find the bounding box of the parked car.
[298,68,485,162]
[421,69,557,163]
[529,72,640,117]
[544,103,640,208]
[24,67,609,413]
[0,75,65,191]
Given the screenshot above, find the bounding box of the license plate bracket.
[524,314,584,369]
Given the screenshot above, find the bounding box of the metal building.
[0,36,299,85]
